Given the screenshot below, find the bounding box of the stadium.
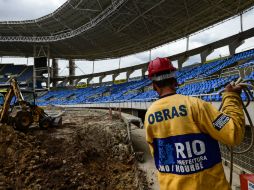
[1,0,254,189]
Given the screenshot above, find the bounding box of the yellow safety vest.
[145,92,245,190]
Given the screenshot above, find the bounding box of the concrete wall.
[60,101,254,125]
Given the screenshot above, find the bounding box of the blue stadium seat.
[37,48,254,105]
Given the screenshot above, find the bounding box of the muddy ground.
[0,109,149,190]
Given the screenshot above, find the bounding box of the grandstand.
[37,48,254,105]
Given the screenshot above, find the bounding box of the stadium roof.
[0,0,254,60]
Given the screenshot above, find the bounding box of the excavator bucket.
[39,114,63,129]
[51,116,62,127]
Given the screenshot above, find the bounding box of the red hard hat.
[148,57,176,80]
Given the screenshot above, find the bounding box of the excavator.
[0,78,62,131]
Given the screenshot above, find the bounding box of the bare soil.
[0,109,149,190]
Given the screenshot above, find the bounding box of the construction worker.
[145,57,245,190]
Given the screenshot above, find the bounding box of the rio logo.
[174,140,206,159]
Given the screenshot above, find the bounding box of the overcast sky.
[0,0,254,83]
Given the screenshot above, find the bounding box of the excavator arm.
[0,83,15,123]
[0,78,62,130]
[0,78,32,129]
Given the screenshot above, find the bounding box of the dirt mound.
[0,110,149,189]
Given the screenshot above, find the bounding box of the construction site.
[1,0,254,189]
[0,107,154,189]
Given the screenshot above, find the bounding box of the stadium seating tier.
[28,49,254,105]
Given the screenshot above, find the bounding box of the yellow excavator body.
[0,78,62,130]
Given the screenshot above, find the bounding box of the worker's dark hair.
[153,77,178,88]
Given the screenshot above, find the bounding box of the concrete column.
[229,39,245,55]
[113,73,119,83]
[186,35,190,51]
[200,49,214,63]
[99,75,106,84]
[240,12,243,32]
[126,70,134,81]
[52,59,59,87]
[69,59,76,86]
[74,78,81,86]
[178,56,188,69]
[60,78,68,87]
[141,67,147,79]
[87,77,93,86]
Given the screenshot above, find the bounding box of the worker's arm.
[195,85,245,146]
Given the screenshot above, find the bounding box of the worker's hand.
[224,83,243,95]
